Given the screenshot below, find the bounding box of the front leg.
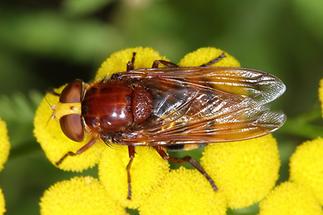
[126,145,136,200]
[200,52,226,67]
[56,138,97,166]
[127,52,137,71]
[152,60,179,68]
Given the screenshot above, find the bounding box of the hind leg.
[154,146,217,191]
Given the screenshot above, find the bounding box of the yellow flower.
[139,168,227,215]
[40,176,127,215]
[290,138,323,205]
[0,188,5,215]
[319,79,323,117]
[34,87,106,171]
[98,145,169,208]
[0,119,10,171]
[201,134,280,209]
[259,181,322,215]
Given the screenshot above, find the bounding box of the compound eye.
[60,79,83,103]
[60,114,84,142]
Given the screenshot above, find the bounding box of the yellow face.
[51,102,82,120]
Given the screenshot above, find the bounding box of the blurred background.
[0,0,323,214]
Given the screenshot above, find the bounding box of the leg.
[127,52,137,71]
[55,138,97,166]
[154,146,217,191]
[152,60,179,68]
[126,145,135,200]
[200,52,226,67]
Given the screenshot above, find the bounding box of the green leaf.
[0,91,42,148]
[0,91,42,124]
[227,204,259,215]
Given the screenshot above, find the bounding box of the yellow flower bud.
[0,188,5,215]
[139,168,227,215]
[0,119,10,172]
[201,134,280,208]
[259,181,322,215]
[98,145,169,208]
[290,138,323,205]
[40,176,127,215]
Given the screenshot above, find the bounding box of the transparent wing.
[107,66,286,146]
[120,66,286,104]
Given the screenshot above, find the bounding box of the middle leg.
[127,52,137,71]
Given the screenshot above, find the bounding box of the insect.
[50,52,286,200]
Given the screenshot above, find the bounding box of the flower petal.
[40,176,127,215]
[201,134,280,208]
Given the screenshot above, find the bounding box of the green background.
[0,0,323,214]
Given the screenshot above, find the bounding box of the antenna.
[44,95,57,127]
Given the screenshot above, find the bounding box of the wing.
[120,66,286,104]
[106,66,286,146]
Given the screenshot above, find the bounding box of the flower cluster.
[0,119,11,215]
[33,47,322,214]
[258,80,323,215]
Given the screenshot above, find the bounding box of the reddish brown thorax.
[82,80,153,134]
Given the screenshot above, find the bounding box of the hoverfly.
[51,52,286,200]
